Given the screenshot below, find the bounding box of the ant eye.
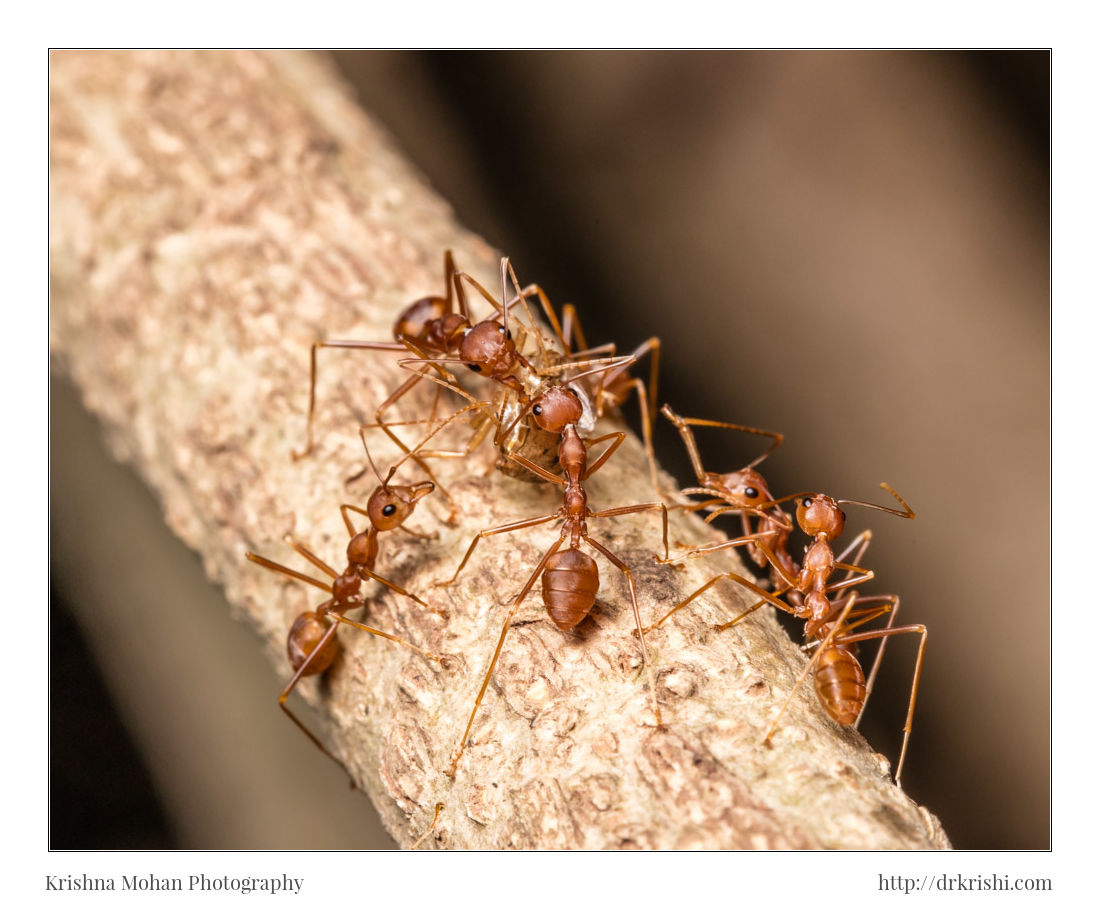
[744,487,758,498]
[802,498,812,508]
[498,326,506,335]
[841,510,847,521]
[467,363,482,373]
[382,504,397,517]
[532,405,543,415]
[506,329,513,339]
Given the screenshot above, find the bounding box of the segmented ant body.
[523,287,663,493]
[400,257,663,486]
[294,251,544,503]
[246,433,450,769]
[438,382,669,776]
[725,487,925,782]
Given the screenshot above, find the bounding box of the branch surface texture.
[49,50,950,849]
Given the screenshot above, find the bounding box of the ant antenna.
[752,483,914,519]
[837,482,915,520]
[360,400,490,486]
[499,257,512,335]
[359,429,387,487]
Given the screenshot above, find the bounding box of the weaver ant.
[504,270,664,494]
[437,381,670,776]
[292,251,532,506]
[661,482,924,782]
[400,257,657,485]
[246,428,455,771]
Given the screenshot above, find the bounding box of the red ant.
[436,381,670,777]
[397,257,654,485]
[662,483,925,783]
[292,251,529,506]
[505,272,664,494]
[246,432,451,771]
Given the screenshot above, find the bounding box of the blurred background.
[51,50,1048,850]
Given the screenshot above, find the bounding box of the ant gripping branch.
[246,429,452,773]
[399,257,659,486]
[697,484,926,783]
[437,382,669,777]
[292,251,526,507]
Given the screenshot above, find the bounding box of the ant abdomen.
[287,613,340,675]
[392,295,448,340]
[542,549,599,630]
[813,643,866,726]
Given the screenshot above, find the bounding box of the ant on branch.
[436,380,670,777]
[668,482,925,783]
[246,427,457,772]
[292,251,534,507]
[397,257,661,487]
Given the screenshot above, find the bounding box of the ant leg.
[833,529,873,573]
[437,512,561,587]
[362,372,452,500]
[282,537,340,580]
[600,337,660,426]
[397,524,437,542]
[449,537,565,776]
[761,594,859,748]
[660,405,711,488]
[356,566,446,617]
[537,353,637,379]
[826,565,876,595]
[292,338,407,461]
[583,536,661,728]
[410,803,444,850]
[245,552,333,597]
[847,594,900,725]
[579,431,628,481]
[624,377,662,496]
[590,500,670,562]
[833,622,927,784]
[506,452,570,485]
[503,262,552,364]
[658,530,776,566]
[639,570,796,637]
[331,613,443,662]
[660,405,783,474]
[277,620,349,774]
[385,400,490,480]
[340,503,370,536]
[514,280,568,352]
[559,303,589,354]
[371,371,449,464]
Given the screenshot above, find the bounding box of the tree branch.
[49,50,949,849]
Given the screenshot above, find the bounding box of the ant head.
[393,295,449,341]
[459,320,517,378]
[796,493,845,540]
[529,386,583,432]
[716,467,773,510]
[366,480,434,531]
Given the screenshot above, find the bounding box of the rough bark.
[49,50,950,849]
